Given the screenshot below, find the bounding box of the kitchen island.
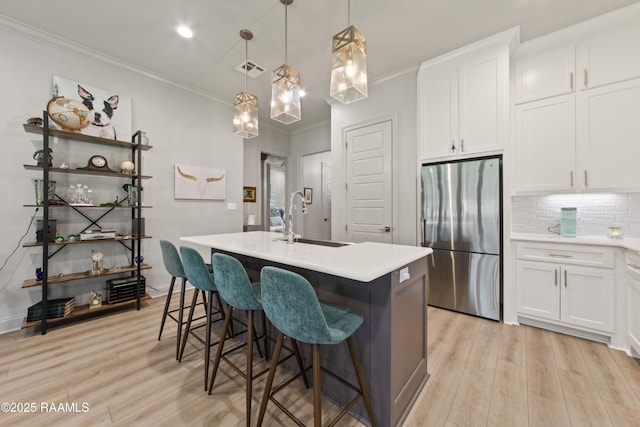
[181,231,432,426]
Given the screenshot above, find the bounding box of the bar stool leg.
[208,306,234,393]
[292,339,310,389]
[203,290,213,391]
[158,276,176,341]
[246,310,255,427]
[347,336,377,427]
[257,332,285,426]
[175,277,187,360]
[178,289,200,362]
[312,344,322,427]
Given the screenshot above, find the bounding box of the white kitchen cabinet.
[626,252,640,357]
[516,242,615,334]
[515,16,640,104]
[578,18,640,90]
[418,29,513,162]
[576,78,640,190]
[515,43,575,104]
[514,13,640,193]
[514,95,575,192]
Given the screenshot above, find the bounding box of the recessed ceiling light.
[177,25,193,39]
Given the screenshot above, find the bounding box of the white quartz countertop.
[511,233,640,253]
[180,231,432,282]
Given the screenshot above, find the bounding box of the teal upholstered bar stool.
[257,266,376,427]
[158,240,207,360]
[208,253,307,426]
[179,246,228,391]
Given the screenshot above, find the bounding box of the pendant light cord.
[348,0,351,26]
[284,2,288,64]
[244,37,248,92]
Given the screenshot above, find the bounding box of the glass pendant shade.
[270,64,301,124]
[233,91,259,138]
[330,25,368,104]
[233,29,258,139]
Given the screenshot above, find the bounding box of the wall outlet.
[227,202,237,210]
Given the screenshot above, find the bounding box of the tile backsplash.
[512,193,640,239]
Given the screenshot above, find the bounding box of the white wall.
[0,26,244,333]
[242,124,290,227]
[330,70,419,246]
[291,122,331,237]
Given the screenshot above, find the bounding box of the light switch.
[227,202,237,210]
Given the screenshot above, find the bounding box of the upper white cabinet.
[515,43,575,103]
[418,28,515,162]
[514,11,640,193]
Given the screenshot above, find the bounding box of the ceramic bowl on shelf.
[46,96,90,131]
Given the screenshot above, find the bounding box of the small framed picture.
[303,187,313,204]
[243,186,256,202]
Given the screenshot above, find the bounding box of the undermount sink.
[272,237,351,247]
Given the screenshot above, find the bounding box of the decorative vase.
[34,179,56,205]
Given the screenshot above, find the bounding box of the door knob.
[379,226,391,232]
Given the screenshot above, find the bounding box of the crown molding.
[0,14,231,107]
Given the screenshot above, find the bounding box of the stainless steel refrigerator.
[421,156,502,321]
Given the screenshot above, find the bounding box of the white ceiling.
[0,0,637,132]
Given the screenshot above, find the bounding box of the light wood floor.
[1,290,639,426]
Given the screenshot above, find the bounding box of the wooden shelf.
[23,204,152,209]
[24,124,153,151]
[23,164,152,179]
[21,293,151,329]
[22,264,152,288]
[23,235,152,248]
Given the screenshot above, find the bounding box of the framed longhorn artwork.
[174,164,226,200]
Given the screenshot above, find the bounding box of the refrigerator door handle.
[420,218,426,246]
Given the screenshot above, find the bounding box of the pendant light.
[233,29,259,139]
[270,0,301,124]
[330,0,368,104]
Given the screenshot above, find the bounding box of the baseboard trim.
[517,316,611,344]
[0,314,26,335]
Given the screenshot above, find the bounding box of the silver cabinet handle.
[379,226,391,232]
[451,140,456,153]
[564,269,568,287]
[569,72,574,90]
[584,69,588,88]
[555,269,558,287]
[461,138,465,152]
[584,170,588,187]
[549,253,572,258]
[570,171,574,188]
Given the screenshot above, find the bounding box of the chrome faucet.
[287,190,307,244]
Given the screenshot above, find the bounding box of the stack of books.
[27,297,75,321]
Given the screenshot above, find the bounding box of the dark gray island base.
[217,250,429,426]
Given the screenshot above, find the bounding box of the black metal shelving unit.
[23,114,153,334]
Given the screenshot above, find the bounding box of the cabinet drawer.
[516,242,614,268]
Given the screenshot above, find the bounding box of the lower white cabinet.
[626,252,640,356]
[516,242,615,334]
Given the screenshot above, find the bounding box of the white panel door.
[345,120,392,244]
[321,161,332,240]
